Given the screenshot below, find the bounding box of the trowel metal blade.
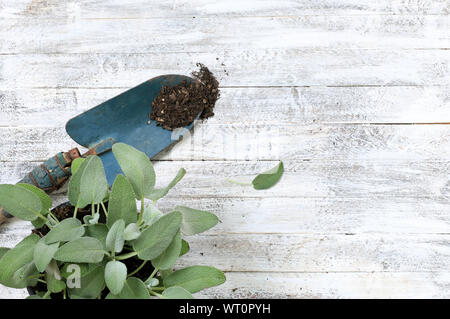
[65,75,197,185]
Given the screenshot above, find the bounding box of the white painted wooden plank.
[1,16,449,54]
[1,86,450,127]
[0,124,449,161]
[2,0,449,19]
[1,50,450,88]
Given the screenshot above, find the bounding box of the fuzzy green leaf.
[252,161,284,190]
[2,262,39,289]
[107,175,137,228]
[68,155,108,208]
[85,224,109,250]
[123,223,140,241]
[164,266,226,293]
[45,218,85,244]
[142,204,163,226]
[71,157,85,175]
[0,234,40,285]
[133,211,182,260]
[54,237,105,263]
[112,143,156,199]
[106,219,125,253]
[0,184,43,221]
[147,168,186,201]
[162,286,194,299]
[176,206,219,236]
[46,272,66,293]
[17,183,51,215]
[105,260,127,295]
[68,265,105,299]
[0,248,9,259]
[34,237,59,272]
[106,277,150,299]
[180,240,190,256]
[152,231,181,270]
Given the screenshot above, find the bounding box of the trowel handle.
[0,148,81,224]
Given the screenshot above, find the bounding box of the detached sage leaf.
[162,286,194,299]
[68,265,105,299]
[106,277,150,299]
[54,237,105,263]
[176,206,219,236]
[152,231,181,270]
[105,260,127,295]
[164,266,226,293]
[147,168,186,201]
[107,175,137,228]
[0,234,40,285]
[133,211,182,260]
[45,218,85,244]
[106,219,125,253]
[123,223,140,241]
[252,161,284,190]
[112,143,156,199]
[0,184,42,221]
[34,237,59,272]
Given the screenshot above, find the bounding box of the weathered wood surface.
[1,0,450,299]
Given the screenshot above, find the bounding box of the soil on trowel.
[149,63,220,130]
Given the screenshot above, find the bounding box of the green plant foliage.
[0,143,226,299]
[0,234,39,286]
[106,219,125,253]
[252,161,284,190]
[133,211,182,260]
[105,260,127,295]
[34,238,59,272]
[147,168,186,201]
[164,266,226,293]
[162,286,194,299]
[112,143,155,199]
[54,237,105,263]
[106,277,150,299]
[152,231,182,270]
[45,218,85,244]
[0,185,43,221]
[176,206,219,236]
[107,175,137,228]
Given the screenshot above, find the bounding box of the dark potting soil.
[149,63,220,130]
[31,202,155,299]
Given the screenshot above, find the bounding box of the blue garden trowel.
[0,74,199,224]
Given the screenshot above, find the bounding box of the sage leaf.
[142,204,163,226]
[34,237,59,272]
[164,266,226,293]
[162,286,194,299]
[105,260,127,295]
[0,184,43,221]
[106,219,125,253]
[17,183,51,215]
[3,262,39,289]
[45,218,85,244]
[0,234,40,285]
[83,212,100,225]
[123,223,140,241]
[147,168,186,201]
[61,263,90,279]
[107,175,137,228]
[252,161,284,190]
[145,278,159,287]
[112,143,156,199]
[152,231,181,270]
[133,211,182,260]
[46,272,66,293]
[69,155,108,208]
[85,224,109,250]
[54,237,105,263]
[71,157,85,175]
[180,239,190,256]
[0,248,9,260]
[68,265,105,299]
[106,277,150,299]
[176,206,219,236]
